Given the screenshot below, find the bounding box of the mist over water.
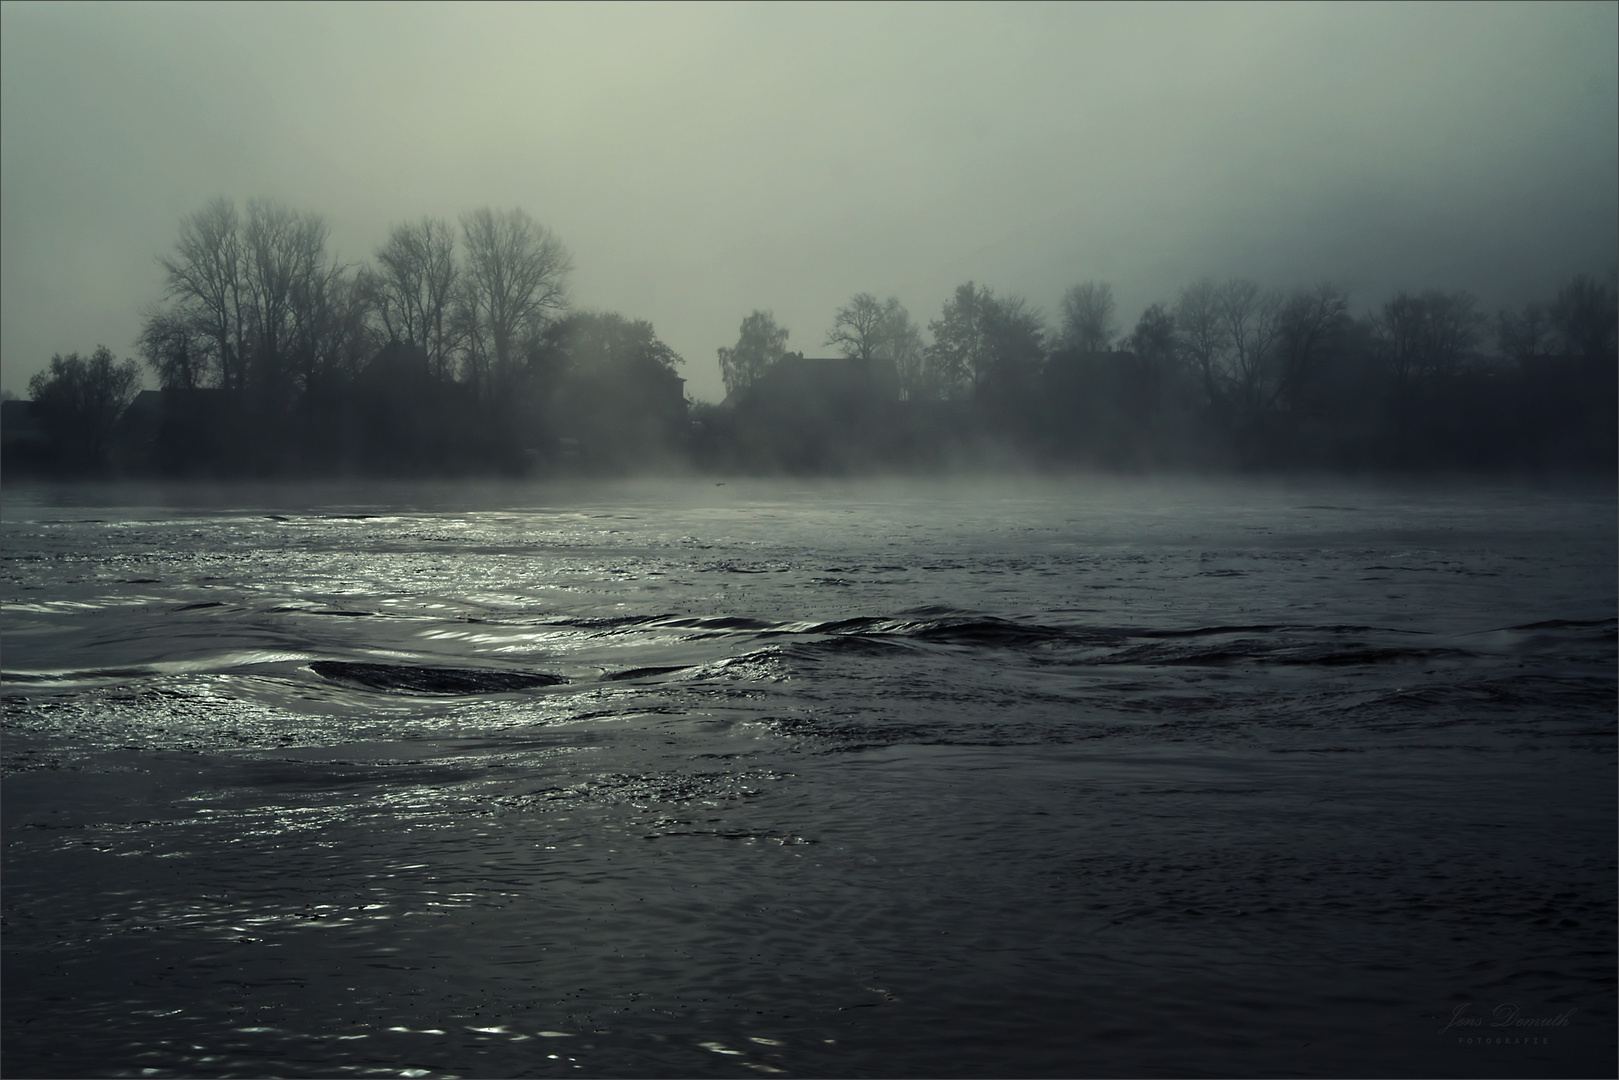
[2,475,1614,1078]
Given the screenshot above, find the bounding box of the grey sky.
[3,1,1614,402]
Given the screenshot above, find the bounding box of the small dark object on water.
[309,660,567,694]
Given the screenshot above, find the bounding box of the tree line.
[8,194,1615,476]
[136,200,575,405]
[704,272,1614,472]
[14,199,694,475]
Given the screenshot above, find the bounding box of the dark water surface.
[3,476,1614,1078]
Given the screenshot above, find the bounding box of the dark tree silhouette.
[1174,279,1228,409]
[1120,302,1180,423]
[1124,303,1176,367]
[1272,285,1349,412]
[458,208,572,402]
[826,293,887,362]
[925,282,993,397]
[1375,290,1482,385]
[718,310,789,398]
[370,217,462,382]
[158,197,245,391]
[27,347,142,466]
[879,299,927,401]
[287,264,376,396]
[541,312,688,469]
[240,199,336,401]
[927,283,1047,399]
[544,311,683,373]
[1498,301,1555,364]
[826,294,926,397]
[982,295,1047,383]
[1216,279,1284,419]
[1059,282,1117,353]
[1549,274,1618,361]
[137,304,210,390]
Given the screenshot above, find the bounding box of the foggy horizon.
[3,1,1616,403]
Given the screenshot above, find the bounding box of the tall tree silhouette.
[825,293,887,362]
[371,217,462,382]
[1175,279,1228,409]
[1376,290,1481,385]
[137,305,210,390]
[1272,285,1348,412]
[718,310,789,397]
[1059,282,1117,353]
[879,299,927,401]
[926,283,993,398]
[27,346,142,466]
[1549,274,1618,361]
[459,208,572,401]
[157,198,245,391]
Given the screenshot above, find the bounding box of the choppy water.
[2,476,1614,1078]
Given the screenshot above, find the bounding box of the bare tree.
[1272,285,1348,411]
[137,304,210,390]
[1549,273,1619,361]
[826,293,889,362]
[1375,290,1482,385]
[983,294,1047,382]
[1217,279,1284,417]
[372,217,461,381]
[241,199,335,401]
[1174,279,1230,407]
[879,298,927,401]
[1121,302,1179,416]
[1376,293,1425,386]
[1423,291,1482,380]
[1498,302,1554,364]
[718,310,790,397]
[459,208,572,399]
[1059,281,1117,353]
[158,198,246,391]
[288,264,376,394]
[827,293,927,397]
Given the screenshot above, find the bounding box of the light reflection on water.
[2,477,1614,1077]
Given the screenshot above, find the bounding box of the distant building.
[1,398,47,447]
[1,398,52,473]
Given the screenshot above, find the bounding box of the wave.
[1505,617,1617,633]
[307,661,567,694]
[600,665,689,681]
[3,651,314,686]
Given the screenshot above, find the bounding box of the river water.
[2,476,1613,1078]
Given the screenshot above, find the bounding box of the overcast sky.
[2,1,1614,401]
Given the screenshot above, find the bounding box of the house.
[1,398,51,473]
[1,398,47,447]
